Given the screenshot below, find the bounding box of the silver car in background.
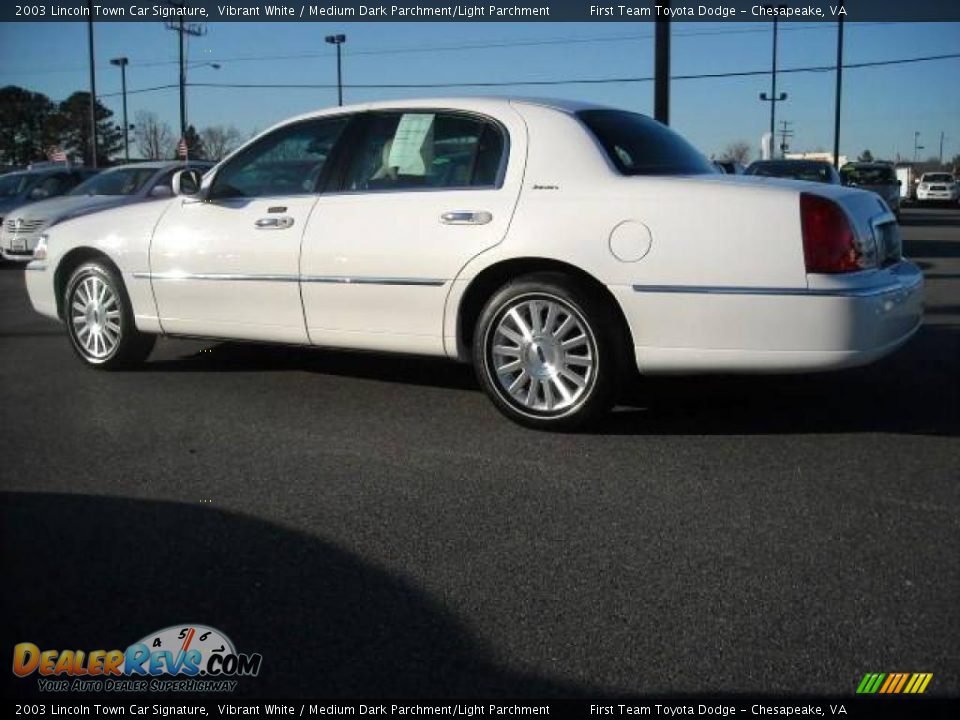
[1,160,213,261]
[841,162,902,218]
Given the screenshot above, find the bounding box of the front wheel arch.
[55,248,125,321]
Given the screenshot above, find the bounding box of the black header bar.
[3,1,960,23]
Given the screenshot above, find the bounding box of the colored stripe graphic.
[857,672,932,694]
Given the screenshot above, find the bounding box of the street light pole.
[325,34,346,106]
[86,0,98,168]
[913,132,924,162]
[654,4,670,125]
[110,57,130,162]
[832,6,844,169]
[759,8,788,157]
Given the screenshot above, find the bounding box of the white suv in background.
[915,172,959,205]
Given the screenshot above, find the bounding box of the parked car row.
[0,161,213,261]
[19,97,923,428]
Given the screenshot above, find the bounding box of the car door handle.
[254,216,294,230]
[440,211,493,225]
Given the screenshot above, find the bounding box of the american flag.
[47,147,67,162]
[177,138,188,159]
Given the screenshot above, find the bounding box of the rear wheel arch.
[456,257,635,363]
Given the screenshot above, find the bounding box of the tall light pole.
[86,0,98,168]
[759,8,788,155]
[654,4,670,125]
[832,5,844,169]
[166,8,206,142]
[110,57,130,162]
[914,132,924,163]
[325,34,346,106]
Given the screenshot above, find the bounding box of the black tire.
[473,272,627,431]
[64,261,155,369]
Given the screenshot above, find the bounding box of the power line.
[174,52,960,92]
[1,21,904,76]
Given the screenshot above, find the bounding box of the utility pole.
[325,34,346,106]
[778,120,794,157]
[654,3,670,125]
[913,132,924,163]
[832,5,844,169]
[759,8,788,146]
[166,6,206,141]
[110,57,130,162]
[86,0,98,168]
[939,131,945,164]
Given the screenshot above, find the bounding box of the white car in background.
[1,161,212,261]
[915,172,959,205]
[24,98,923,429]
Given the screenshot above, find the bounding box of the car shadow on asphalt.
[595,323,959,438]
[139,321,958,438]
[0,491,609,699]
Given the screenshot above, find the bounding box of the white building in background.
[785,151,849,167]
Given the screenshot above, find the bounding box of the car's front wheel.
[473,273,624,430]
[64,261,155,368]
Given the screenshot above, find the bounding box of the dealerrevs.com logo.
[12,624,262,693]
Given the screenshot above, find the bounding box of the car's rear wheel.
[64,262,155,368]
[473,273,623,430]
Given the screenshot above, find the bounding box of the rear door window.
[342,112,505,192]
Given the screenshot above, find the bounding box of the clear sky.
[1,20,958,162]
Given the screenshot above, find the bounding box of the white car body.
[915,173,959,203]
[25,97,922,394]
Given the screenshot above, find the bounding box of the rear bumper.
[614,262,924,374]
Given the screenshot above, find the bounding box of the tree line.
[0,85,244,166]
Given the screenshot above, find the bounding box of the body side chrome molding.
[632,275,921,299]
[131,271,445,287]
[301,275,446,287]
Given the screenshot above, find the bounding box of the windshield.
[747,161,836,183]
[0,173,34,198]
[842,166,895,184]
[922,173,954,183]
[578,110,714,176]
[69,167,157,196]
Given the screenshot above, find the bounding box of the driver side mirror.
[149,184,173,198]
[172,169,203,197]
[28,187,50,200]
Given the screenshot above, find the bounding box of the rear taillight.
[800,193,862,273]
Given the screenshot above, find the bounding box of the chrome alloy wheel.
[70,274,122,360]
[488,296,597,414]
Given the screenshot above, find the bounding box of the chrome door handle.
[440,211,493,225]
[254,216,294,230]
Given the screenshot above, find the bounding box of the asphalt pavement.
[1,206,958,699]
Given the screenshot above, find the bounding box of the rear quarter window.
[578,109,713,176]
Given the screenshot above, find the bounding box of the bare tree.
[133,111,173,160]
[199,125,242,161]
[720,141,752,165]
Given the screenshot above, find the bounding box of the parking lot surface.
[2,206,958,698]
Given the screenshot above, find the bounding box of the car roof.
[100,160,211,172]
[752,159,831,166]
[275,96,614,128]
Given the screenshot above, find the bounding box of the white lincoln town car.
[25,98,923,429]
